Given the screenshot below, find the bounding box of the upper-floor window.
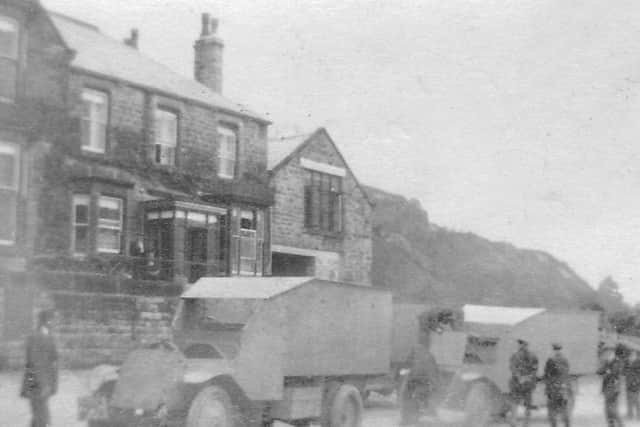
[154,108,177,165]
[217,126,237,179]
[304,171,343,233]
[0,16,19,102]
[0,142,19,244]
[81,88,108,153]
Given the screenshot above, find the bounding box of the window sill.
[303,228,344,239]
[81,147,106,155]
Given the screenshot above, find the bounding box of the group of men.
[508,338,572,427]
[596,344,640,427]
[510,339,640,427]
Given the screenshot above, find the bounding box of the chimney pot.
[124,28,139,49]
[194,13,224,93]
[201,13,210,36]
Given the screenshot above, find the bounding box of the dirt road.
[0,371,637,427]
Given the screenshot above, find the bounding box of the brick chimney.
[124,28,139,49]
[194,13,224,93]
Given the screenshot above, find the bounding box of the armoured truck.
[434,304,600,426]
[78,277,392,427]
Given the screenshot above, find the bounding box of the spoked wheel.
[321,383,364,427]
[186,385,238,427]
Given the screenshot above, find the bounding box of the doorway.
[186,227,208,283]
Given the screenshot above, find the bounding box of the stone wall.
[66,72,269,180]
[1,288,178,369]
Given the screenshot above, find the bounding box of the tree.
[597,276,626,313]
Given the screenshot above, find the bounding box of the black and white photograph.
[0,0,639,426]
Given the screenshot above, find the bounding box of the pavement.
[1,371,640,427]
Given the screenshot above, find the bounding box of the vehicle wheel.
[463,382,492,427]
[321,383,364,427]
[186,385,239,427]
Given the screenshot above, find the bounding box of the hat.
[552,343,562,350]
[517,338,528,345]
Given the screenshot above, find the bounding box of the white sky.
[41,0,640,302]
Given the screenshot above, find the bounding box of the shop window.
[0,142,19,244]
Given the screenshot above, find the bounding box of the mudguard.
[111,348,185,410]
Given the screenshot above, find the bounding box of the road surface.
[0,370,637,427]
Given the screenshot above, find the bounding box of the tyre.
[186,385,239,427]
[321,383,364,427]
[463,382,493,427]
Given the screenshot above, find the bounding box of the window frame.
[0,15,19,103]
[80,88,109,153]
[71,194,90,255]
[154,107,178,166]
[96,195,124,254]
[304,170,343,234]
[217,126,238,179]
[0,141,19,245]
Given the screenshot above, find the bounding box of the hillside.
[366,186,597,308]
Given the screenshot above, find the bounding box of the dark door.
[186,227,208,283]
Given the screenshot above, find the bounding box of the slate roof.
[48,12,268,123]
[182,276,315,299]
[267,128,373,206]
[267,133,312,170]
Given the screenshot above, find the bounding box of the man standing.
[598,346,625,427]
[508,338,538,427]
[543,343,571,427]
[21,310,58,427]
[625,350,640,419]
[399,333,438,425]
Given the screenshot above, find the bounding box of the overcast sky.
[41,0,640,302]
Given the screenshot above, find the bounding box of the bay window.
[0,142,19,244]
[97,196,123,253]
[71,194,124,255]
[81,88,108,153]
[154,108,177,165]
[72,194,90,254]
[0,16,19,102]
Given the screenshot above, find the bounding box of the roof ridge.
[268,132,313,142]
[47,10,267,122]
[47,10,99,32]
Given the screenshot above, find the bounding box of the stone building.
[268,128,373,284]
[0,1,375,367]
[0,1,273,366]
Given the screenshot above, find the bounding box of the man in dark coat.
[399,335,439,425]
[21,310,58,427]
[543,343,571,427]
[598,346,625,427]
[508,338,538,427]
[625,350,640,419]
